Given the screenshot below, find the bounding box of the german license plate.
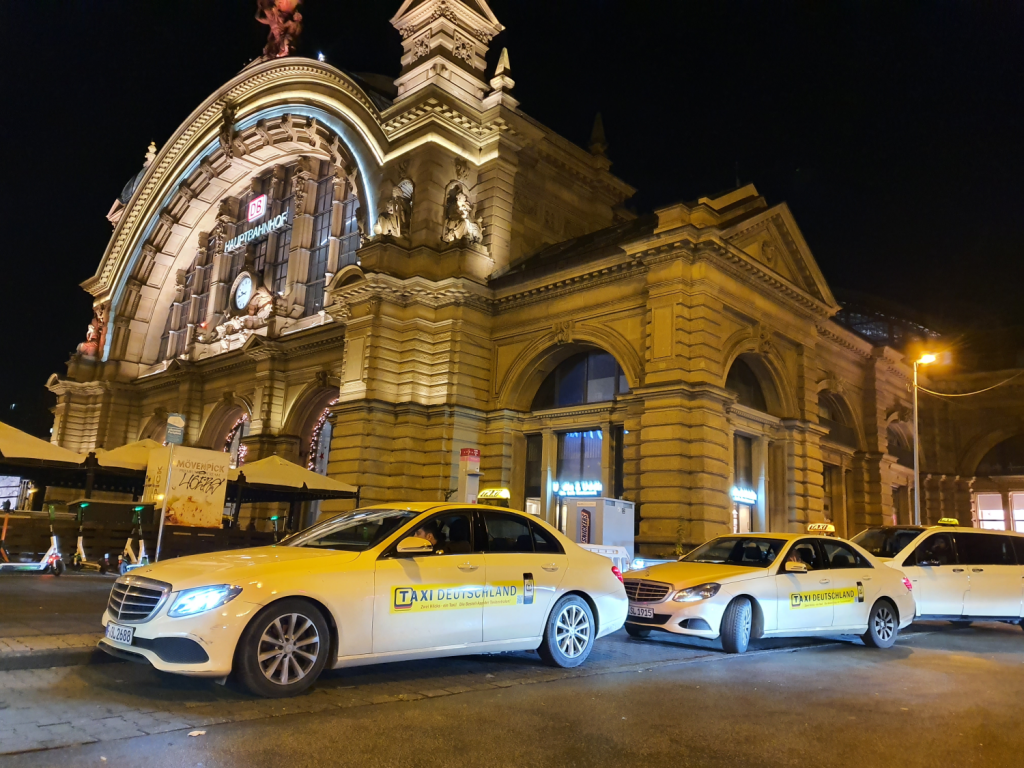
[105,622,134,645]
[628,605,654,619]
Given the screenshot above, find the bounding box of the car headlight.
[672,583,720,603]
[168,585,242,618]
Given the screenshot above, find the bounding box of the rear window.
[851,528,923,559]
[680,537,785,568]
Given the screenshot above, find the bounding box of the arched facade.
[48,1,921,549]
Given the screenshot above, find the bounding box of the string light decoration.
[307,399,339,472]
[223,413,250,468]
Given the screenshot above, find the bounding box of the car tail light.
[611,566,623,583]
[902,577,913,592]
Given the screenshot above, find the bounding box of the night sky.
[4,1,1024,436]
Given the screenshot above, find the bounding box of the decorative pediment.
[724,205,836,310]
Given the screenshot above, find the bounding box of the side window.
[785,539,825,570]
[956,533,1016,566]
[478,512,534,554]
[398,513,473,556]
[1012,537,1024,565]
[911,533,956,566]
[531,521,564,555]
[821,540,872,569]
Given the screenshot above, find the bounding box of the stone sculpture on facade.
[76,306,108,358]
[373,178,415,237]
[256,0,303,59]
[441,182,483,244]
[202,286,275,352]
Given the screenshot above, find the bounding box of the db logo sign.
[247,194,268,222]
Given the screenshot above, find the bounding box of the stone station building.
[47,0,977,555]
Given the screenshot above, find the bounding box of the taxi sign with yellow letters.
[392,581,526,613]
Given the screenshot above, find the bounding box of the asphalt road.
[3,620,1023,767]
[1,572,111,637]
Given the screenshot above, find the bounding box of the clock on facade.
[234,274,253,310]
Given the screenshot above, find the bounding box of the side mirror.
[396,536,433,556]
[784,561,808,574]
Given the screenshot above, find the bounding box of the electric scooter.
[70,506,109,575]
[0,510,65,576]
[118,508,150,575]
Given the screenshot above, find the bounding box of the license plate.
[105,622,134,645]
[628,605,654,619]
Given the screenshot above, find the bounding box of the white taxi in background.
[623,525,915,652]
[98,504,627,697]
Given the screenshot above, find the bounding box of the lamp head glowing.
[917,353,937,365]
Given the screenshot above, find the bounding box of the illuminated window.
[1011,493,1024,533]
[976,493,1006,531]
[304,163,336,316]
[556,430,603,486]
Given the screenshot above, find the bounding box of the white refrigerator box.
[562,497,635,560]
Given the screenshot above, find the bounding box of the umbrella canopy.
[94,439,165,471]
[229,454,357,495]
[0,421,85,466]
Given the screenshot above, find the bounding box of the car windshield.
[850,528,922,558]
[278,508,419,551]
[679,537,785,568]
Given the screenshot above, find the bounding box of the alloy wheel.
[555,604,591,658]
[873,606,895,642]
[257,613,321,686]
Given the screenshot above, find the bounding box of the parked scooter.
[70,503,109,575]
[0,509,65,576]
[118,507,150,575]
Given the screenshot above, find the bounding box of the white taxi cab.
[623,525,915,653]
[884,520,1024,627]
[98,503,627,697]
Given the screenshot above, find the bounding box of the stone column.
[540,428,557,527]
[753,436,769,533]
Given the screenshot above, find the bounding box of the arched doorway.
[724,353,786,534]
[520,346,631,528]
[817,391,860,535]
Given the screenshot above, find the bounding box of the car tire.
[862,600,899,649]
[624,623,652,639]
[236,599,331,698]
[537,595,596,668]
[949,620,973,628]
[720,597,752,654]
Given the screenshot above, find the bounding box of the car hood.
[627,561,767,588]
[129,546,360,591]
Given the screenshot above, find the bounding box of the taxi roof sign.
[478,488,510,499]
[936,517,960,527]
[806,523,836,537]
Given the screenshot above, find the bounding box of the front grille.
[107,576,170,623]
[623,579,672,603]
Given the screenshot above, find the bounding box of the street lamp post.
[912,353,936,526]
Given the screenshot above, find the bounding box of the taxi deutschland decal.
[392,582,522,613]
[789,586,859,609]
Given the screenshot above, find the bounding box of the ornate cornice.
[381,96,516,142]
[89,60,384,299]
[815,322,874,360]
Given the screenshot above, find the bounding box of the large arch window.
[725,358,768,412]
[818,392,857,448]
[305,168,336,316]
[531,350,629,411]
[976,435,1024,476]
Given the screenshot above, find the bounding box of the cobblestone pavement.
[0,627,846,756]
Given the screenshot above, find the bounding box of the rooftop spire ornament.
[256,0,303,59]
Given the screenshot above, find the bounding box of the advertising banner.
[144,446,230,528]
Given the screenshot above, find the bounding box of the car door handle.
[862,577,872,581]
[457,563,479,572]
[972,568,984,573]
[819,579,830,585]
[542,563,560,572]
[952,568,965,573]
